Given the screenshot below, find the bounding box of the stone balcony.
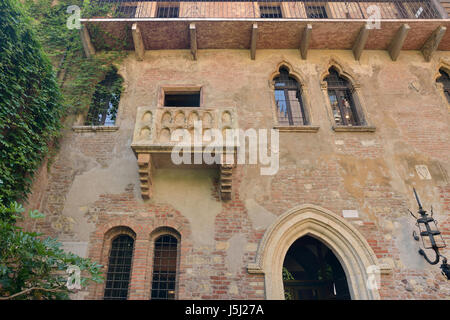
[131,106,238,200]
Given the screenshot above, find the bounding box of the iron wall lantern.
[409,188,449,280]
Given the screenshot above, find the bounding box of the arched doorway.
[247,204,388,300]
[283,235,350,300]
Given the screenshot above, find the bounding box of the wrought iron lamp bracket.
[409,188,449,280]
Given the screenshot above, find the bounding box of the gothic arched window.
[151,234,179,300]
[104,234,135,300]
[325,68,361,126]
[85,67,123,126]
[274,67,308,126]
[436,69,450,103]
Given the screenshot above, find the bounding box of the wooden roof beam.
[388,24,410,61]
[421,26,447,62]
[80,25,95,58]
[300,24,312,60]
[352,24,370,61]
[190,23,197,61]
[132,23,145,61]
[251,23,258,60]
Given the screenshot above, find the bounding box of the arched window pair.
[103,232,179,300]
[274,66,364,127]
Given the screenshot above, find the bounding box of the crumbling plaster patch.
[60,153,140,241]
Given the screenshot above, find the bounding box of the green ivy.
[0,0,64,206]
[0,0,127,207]
[23,0,127,115]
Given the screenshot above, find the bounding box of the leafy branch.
[0,202,103,300]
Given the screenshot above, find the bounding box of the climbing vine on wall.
[0,0,64,206]
[0,0,127,207]
[23,0,127,115]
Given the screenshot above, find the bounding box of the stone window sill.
[72,125,119,133]
[274,125,320,133]
[332,125,376,132]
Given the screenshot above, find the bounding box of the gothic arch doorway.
[247,204,387,300]
[283,235,351,300]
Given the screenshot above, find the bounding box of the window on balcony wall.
[151,234,179,300]
[305,4,328,18]
[164,90,201,107]
[437,69,450,103]
[104,235,135,300]
[260,5,283,18]
[324,68,361,126]
[274,67,308,126]
[157,5,180,18]
[85,67,123,126]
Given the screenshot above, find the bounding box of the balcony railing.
[86,0,446,20]
[131,106,238,152]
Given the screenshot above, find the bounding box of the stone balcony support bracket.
[219,154,234,201]
[137,153,152,199]
[132,23,145,61]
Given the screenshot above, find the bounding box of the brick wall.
[24,49,450,300]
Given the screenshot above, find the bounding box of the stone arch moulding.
[268,61,308,89]
[319,58,361,90]
[247,204,391,300]
[433,59,450,111]
[433,58,450,81]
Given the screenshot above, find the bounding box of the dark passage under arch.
[283,235,350,300]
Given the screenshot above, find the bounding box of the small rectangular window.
[157,5,179,18]
[305,5,328,18]
[260,5,283,18]
[164,91,200,107]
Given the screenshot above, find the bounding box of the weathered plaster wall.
[25,48,450,299]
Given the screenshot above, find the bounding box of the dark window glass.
[85,68,123,126]
[305,5,328,18]
[437,69,450,103]
[260,5,282,18]
[157,6,179,18]
[164,92,200,107]
[274,68,307,126]
[151,235,178,300]
[325,68,360,126]
[104,235,134,300]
